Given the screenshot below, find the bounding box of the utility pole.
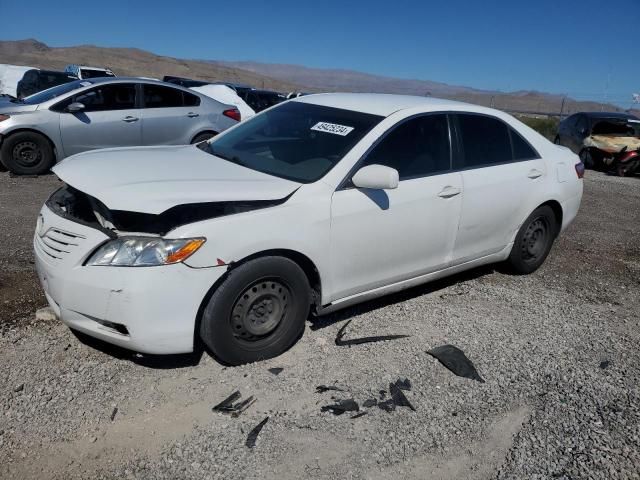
[559,97,566,120]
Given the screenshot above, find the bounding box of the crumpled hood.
[52,145,301,214]
[584,135,640,153]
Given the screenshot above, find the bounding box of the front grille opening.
[94,319,130,336]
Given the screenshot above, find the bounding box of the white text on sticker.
[311,122,354,136]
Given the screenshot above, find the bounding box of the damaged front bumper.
[34,203,227,354]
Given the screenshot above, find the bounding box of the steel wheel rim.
[521,216,549,262]
[13,141,42,167]
[231,279,290,342]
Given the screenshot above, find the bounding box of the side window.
[183,91,201,107]
[360,114,451,179]
[143,85,184,108]
[73,84,136,112]
[575,116,588,136]
[510,129,539,160]
[456,114,512,168]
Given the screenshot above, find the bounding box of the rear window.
[456,113,539,168]
[143,84,197,108]
[80,69,115,79]
[203,101,383,183]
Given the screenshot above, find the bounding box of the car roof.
[293,92,473,116]
[579,112,638,120]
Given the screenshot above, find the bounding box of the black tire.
[200,256,310,365]
[0,131,54,175]
[506,206,558,275]
[191,132,217,144]
[579,148,594,169]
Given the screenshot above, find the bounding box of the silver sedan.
[0,77,241,174]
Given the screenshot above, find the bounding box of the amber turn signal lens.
[166,238,206,264]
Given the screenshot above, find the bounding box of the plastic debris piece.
[363,398,378,408]
[335,319,410,347]
[389,381,416,411]
[268,367,284,376]
[110,407,118,421]
[245,417,269,448]
[427,345,485,383]
[316,385,344,393]
[321,399,360,416]
[600,360,610,369]
[351,411,368,419]
[377,399,396,412]
[231,396,256,418]
[396,378,412,391]
[212,390,242,412]
[212,390,255,417]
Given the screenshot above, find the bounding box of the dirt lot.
[0,170,639,480]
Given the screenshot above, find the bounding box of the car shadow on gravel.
[71,329,204,369]
[309,264,496,331]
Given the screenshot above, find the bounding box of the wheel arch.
[538,199,563,236]
[193,248,323,349]
[190,130,218,144]
[1,127,59,161]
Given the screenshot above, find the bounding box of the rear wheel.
[506,206,557,274]
[200,256,310,365]
[1,132,54,175]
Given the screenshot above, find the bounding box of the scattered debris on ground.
[377,378,416,412]
[427,344,485,383]
[334,319,410,346]
[321,399,360,416]
[315,385,344,393]
[212,390,256,417]
[245,417,269,449]
[268,367,284,376]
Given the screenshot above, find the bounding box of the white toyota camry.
[34,93,583,365]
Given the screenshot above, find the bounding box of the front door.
[59,83,141,157]
[329,113,463,301]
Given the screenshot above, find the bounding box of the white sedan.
[34,93,583,365]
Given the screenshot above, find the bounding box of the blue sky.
[2,0,639,104]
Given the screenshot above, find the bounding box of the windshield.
[18,80,94,105]
[80,69,115,79]
[592,118,640,137]
[202,101,383,183]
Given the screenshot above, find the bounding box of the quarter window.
[511,130,538,160]
[360,114,451,179]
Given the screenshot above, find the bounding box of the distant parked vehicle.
[163,75,211,88]
[16,69,77,98]
[65,64,115,80]
[236,88,286,113]
[555,112,640,176]
[0,78,240,175]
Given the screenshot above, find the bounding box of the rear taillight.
[223,108,241,122]
[575,161,585,179]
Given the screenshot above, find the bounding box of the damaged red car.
[555,112,640,176]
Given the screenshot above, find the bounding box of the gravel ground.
[0,170,638,480]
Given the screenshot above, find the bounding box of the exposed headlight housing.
[86,237,205,267]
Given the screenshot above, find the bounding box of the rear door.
[58,83,141,156]
[450,113,545,263]
[329,113,463,300]
[140,84,203,145]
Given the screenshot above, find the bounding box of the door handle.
[122,116,139,123]
[438,186,462,198]
[187,112,199,118]
[527,169,543,179]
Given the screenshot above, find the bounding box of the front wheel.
[200,256,310,365]
[191,132,217,144]
[506,206,558,275]
[0,131,55,175]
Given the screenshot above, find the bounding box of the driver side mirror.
[352,164,399,190]
[66,102,85,113]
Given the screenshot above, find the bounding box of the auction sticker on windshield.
[311,122,354,136]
